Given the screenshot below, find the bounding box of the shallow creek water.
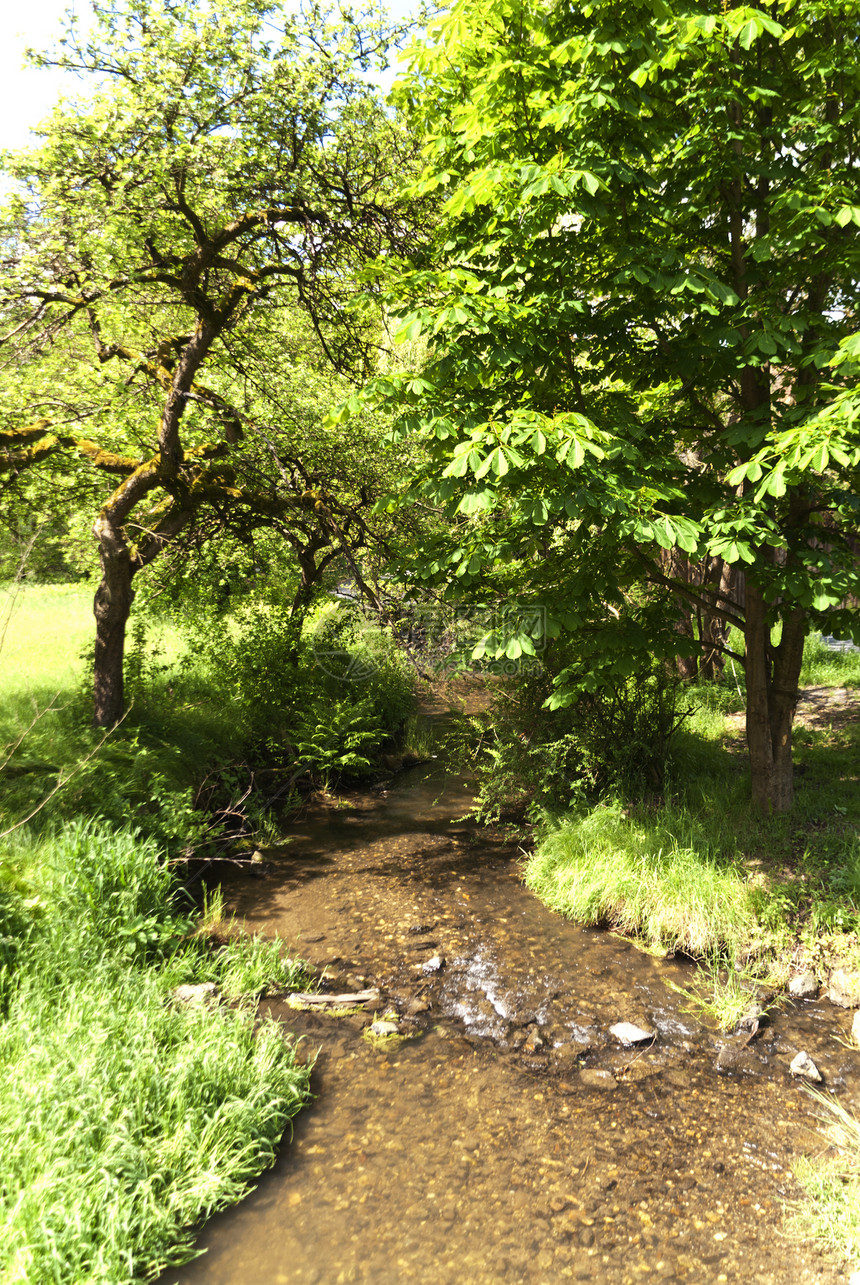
[166,758,860,1285]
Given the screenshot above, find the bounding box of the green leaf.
[834,206,860,228]
[458,488,496,515]
[738,19,758,49]
[811,444,829,472]
[396,314,425,343]
[766,463,787,498]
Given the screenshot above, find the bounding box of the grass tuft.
[665,957,787,1031]
[790,1090,860,1267]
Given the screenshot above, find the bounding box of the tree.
[350,0,860,811]
[0,0,424,726]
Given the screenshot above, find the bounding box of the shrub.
[472,651,690,819]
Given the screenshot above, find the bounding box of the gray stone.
[555,1043,583,1063]
[789,1050,823,1082]
[789,971,819,999]
[369,1020,400,1036]
[579,1069,618,1090]
[174,982,220,1006]
[828,968,860,1008]
[609,1021,655,1046]
[716,1036,758,1074]
[736,1005,764,1034]
[421,954,445,975]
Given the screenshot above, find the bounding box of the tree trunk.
[744,582,805,812]
[92,514,135,728]
[699,559,736,682]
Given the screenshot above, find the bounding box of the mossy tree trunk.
[92,521,135,729]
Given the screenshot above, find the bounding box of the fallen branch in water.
[287,989,380,1009]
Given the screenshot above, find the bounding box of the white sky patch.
[0,0,421,155]
[0,1,95,152]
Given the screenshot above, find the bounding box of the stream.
[165,752,859,1285]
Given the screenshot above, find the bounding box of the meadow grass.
[0,583,245,852]
[0,821,312,1284]
[1,581,94,699]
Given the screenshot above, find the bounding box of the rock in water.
[716,1035,758,1074]
[789,1051,822,1082]
[827,968,860,1008]
[735,1009,761,1036]
[422,954,445,975]
[579,1069,618,1090]
[369,1020,400,1036]
[788,971,818,999]
[609,1021,655,1046]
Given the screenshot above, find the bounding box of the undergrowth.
[0,585,416,852]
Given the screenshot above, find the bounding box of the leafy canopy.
[343,0,860,681]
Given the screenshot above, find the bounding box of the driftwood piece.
[287,990,380,1009]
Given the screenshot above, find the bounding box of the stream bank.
[165,757,859,1285]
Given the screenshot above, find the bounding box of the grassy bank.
[0,579,419,1281]
[524,799,765,961]
[0,822,312,1283]
[524,637,860,991]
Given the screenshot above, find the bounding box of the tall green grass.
[799,632,860,689]
[0,821,312,1283]
[524,801,764,958]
